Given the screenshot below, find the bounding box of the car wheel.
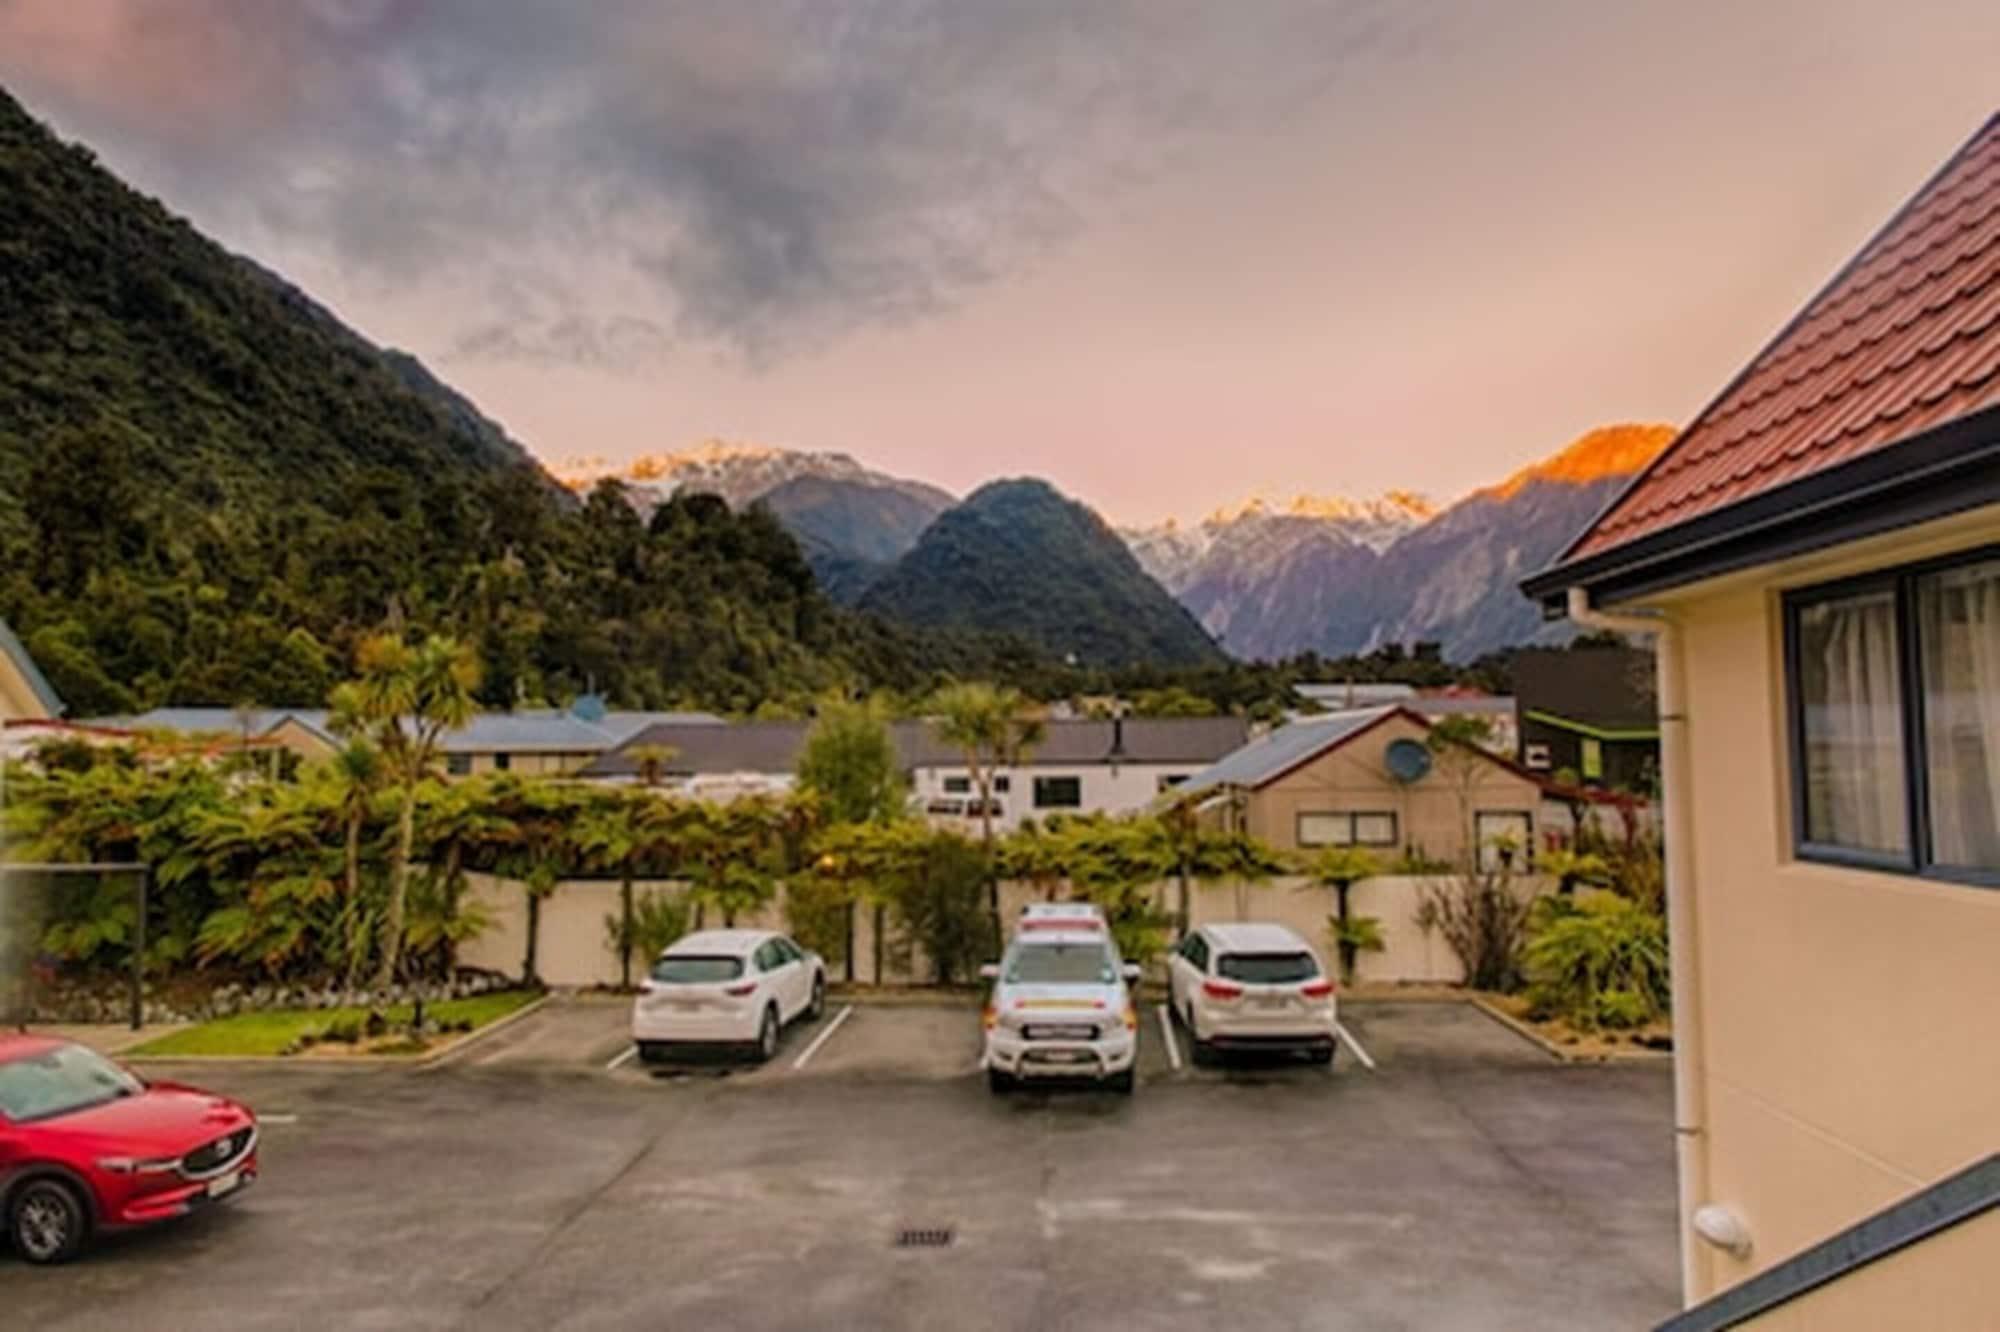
[755,1006,779,1063]
[807,973,826,1022]
[987,1067,1015,1094]
[636,1041,666,1066]
[10,1178,89,1265]
[1309,1043,1336,1066]
[1186,1005,1215,1067]
[1107,1068,1135,1095]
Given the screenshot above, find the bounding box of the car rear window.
[1216,952,1319,984]
[1006,942,1114,985]
[651,956,744,984]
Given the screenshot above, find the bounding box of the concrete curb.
[122,994,552,1071]
[1465,996,1673,1064]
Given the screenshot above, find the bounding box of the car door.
[775,937,810,1018]
[1173,934,1208,1015]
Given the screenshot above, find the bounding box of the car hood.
[46,1083,253,1156]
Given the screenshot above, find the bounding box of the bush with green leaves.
[1522,893,1669,1030]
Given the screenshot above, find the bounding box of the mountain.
[1125,425,1675,661]
[858,479,1225,668]
[0,87,985,714]
[557,441,954,598]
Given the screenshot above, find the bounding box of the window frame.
[1295,810,1400,848]
[1782,542,2000,889]
[1473,810,1535,871]
[1032,775,1083,810]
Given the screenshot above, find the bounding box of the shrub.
[1326,914,1386,984]
[626,891,691,969]
[782,874,852,973]
[1523,893,1669,1030]
[1416,870,1537,992]
[884,832,993,985]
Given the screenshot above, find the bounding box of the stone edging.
[1465,995,1672,1064]
[122,994,553,1070]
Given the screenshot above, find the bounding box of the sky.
[2,1,1997,525]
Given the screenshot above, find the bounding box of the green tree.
[1307,846,1384,983]
[795,696,905,825]
[927,682,1044,943]
[330,633,481,989]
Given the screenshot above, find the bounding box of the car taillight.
[723,981,757,997]
[1201,979,1243,1000]
[1122,1004,1139,1032]
[1300,979,1335,999]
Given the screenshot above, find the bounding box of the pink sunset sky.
[2,1,1996,524]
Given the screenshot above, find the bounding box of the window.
[1787,549,1999,883]
[1296,811,1399,847]
[993,775,1011,793]
[943,775,971,794]
[1033,776,1082,809]
[1523,743,1552,770]
[446,753,472,776]
[1157,773,1191,792]
[1216,952,1319,984]
[1474,811,1533,871]
[1581,737,1604,782]
[492,752,512,772]
[1179,935,1209,970]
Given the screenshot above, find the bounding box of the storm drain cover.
[895,1227,955,1249]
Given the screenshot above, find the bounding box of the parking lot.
[8,1000,1679,1330]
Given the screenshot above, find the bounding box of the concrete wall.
[457,870,1539,989]
[1732,1210,1998,1332]
[1647,504,2000,1302]
[1245,710,1547,863]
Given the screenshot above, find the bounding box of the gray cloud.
[0,0,1421,367]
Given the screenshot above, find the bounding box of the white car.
[981,912,1139,1094]
[1166,922,1337,1066]
[633,929,826,1064]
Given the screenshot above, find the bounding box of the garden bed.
[127,989,543,1059]
[1472,991,1671,1060]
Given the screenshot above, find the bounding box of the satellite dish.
[1385,738,1433,784]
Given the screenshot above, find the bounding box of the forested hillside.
[0,89,1002,715]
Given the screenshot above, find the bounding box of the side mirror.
[1121,963,1142,983]
[979,963,1000,981]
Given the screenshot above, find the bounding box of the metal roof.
[1172,707,1401,796]
[0,617,65,717]
[91,706,720,753]
[1566,112,2000,560]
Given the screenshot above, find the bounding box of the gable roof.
[0,617,64,718]
[1526,112,2000,603]
[1172,706,1405,796]
[93,706,722,754]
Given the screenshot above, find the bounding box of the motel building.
[1525,112,1999,1331]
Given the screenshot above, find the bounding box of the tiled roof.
[1569,112,2000,559]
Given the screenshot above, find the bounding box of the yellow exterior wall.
[1246,711,1546,862]
[1732,1210,1998,1332]
[462,751,599,776]
[0,653,53,723]
[261,718,338,762]
[1643,504,2000,1301]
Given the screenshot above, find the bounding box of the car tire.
[807,973,826,1022]
[987,1067,1015,1094]
[755,1006,780,1063]
[9,1177,89,1266]
[1185,1005,1216,1067]
[1309,1043,1336,1066]
[636,1041,666,1066]
[1107,1068,1135,1095]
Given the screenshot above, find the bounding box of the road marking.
[259,1114,300,1125]
[605,1045,638,1072]
[1335,1021,1377,1071]
[790,1005,854,1071]
[1155,1004,1183,1072]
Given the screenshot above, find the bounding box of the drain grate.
[895,1227,955,1249]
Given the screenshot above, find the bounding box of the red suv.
[0,1034,258,1264]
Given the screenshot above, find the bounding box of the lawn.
[129,990,542,1058]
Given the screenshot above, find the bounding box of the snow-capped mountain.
[1122,490,1436,595]
[555,439,955,516]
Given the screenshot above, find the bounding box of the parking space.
[9,1000,1675,1329]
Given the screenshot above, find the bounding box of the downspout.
[1568,587,1709,1304]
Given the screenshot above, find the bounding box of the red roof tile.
[1569,112,2000,559]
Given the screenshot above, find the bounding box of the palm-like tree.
[330,633,481,990]
[574,791,658,989]
[1307,845,1383,983]
[318,740,385,990]
[928,683,1044,946]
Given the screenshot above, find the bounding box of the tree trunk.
[974,759,1002,955]
[843,899,856,983]
[618,870,635,989]
[373,788,417,991]
[342,810,367,992]
[1176,857,1191,937]
[873,902,885,985]
[524,891,542,984]
[441,842,465,975]
[1335,880,1355,984]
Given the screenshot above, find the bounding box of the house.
[1171,705,1549,869]
[1513,646,1659,793]
[580,715,1251,826]
[0,618,63,724]
[1522,112,1999,1328]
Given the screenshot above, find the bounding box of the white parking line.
[605,1045,638,1072]
[259,1114,301,1125]
[1155,1004,1183,1072]
[1335,1021,1377,1071]
[790,1005,854,1071]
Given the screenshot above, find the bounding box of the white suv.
[981,911,1139,1094]
[1166,922,1337,1066]
[633,929,826,1064]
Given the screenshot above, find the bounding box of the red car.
[0,1034,258,1264]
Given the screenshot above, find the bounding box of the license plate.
[207,1170,242,1199]
[1031,1050,1088,1064]
[1254,996,1290,1010]
[670,999,701,1011]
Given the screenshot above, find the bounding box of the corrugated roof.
[91,706,720,753]
[0,617,65,717]
[1173,707,1400,796]
[1568,112,2000,559]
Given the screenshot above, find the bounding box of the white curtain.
[1809,591,1906,853]
[1922,559,2000,871]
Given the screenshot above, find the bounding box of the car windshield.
[1217,952,1319,984]
[1007,942,1114,985]
[0,1044,146,1124]
[652,956,745,984]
